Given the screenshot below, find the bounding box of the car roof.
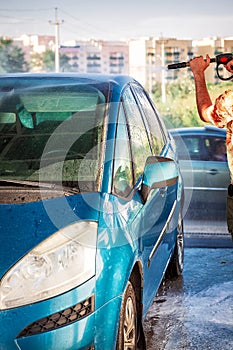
[0,73,139,96]
[169,125,226,136]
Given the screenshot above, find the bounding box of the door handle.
[206,169,218,175]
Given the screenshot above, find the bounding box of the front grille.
[17,295,94,338]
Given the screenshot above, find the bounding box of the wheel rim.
[123,296,136,350]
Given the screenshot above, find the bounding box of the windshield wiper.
[0,179,46,188]
[0,179,80,194]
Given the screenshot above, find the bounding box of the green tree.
[152,78,232,129]
[43,50,55,72]
[30,52,44,71]
[31,50,71,72]
[60,54,71,72]
[0,38,29,73]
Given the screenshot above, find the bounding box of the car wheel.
[166,212,184,278]
[116,281,137,350]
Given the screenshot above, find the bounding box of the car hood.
[0,193,100,278]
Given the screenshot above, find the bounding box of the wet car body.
[170,126,230,216]
[0,74,183,349]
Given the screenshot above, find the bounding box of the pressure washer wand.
[167,57,215,70]
[167,53,233,80]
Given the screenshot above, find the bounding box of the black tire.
[166,212,184,278]
[116,281,137,350]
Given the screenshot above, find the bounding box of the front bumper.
[0,277,122,350]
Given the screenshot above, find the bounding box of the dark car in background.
[170,126,230,218]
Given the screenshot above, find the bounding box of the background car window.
[174,136,203,160]
[122,87,152,181]
[174,134,227,162]
[112,105,133,197]
[131,84,166,155]
[204,136,227,162]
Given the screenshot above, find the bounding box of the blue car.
[0,74,183,350]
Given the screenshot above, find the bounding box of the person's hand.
[189,54,211,76]
[225,59,233,74]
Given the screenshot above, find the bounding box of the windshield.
[0,78,108,193]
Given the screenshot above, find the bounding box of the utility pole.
[49,8,64,73]
[161,40,166,103]
[147,40,155,97]
[158,36,168,103]
[147,50,154,97]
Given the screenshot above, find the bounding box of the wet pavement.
[143,220,233,350]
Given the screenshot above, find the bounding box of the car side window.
[112,104,134,198]
[131,84,166,155]
[122,87,152,181]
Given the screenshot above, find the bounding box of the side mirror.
[142,156,178,201]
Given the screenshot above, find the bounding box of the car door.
[201,134,230,209]
[111,84,179,315]
[122,84,178,313]
[173,131,230,212]
[173,133,208,208]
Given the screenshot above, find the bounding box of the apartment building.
[193,37,233,83]
[60,39,129,74]
[12,34,233,88]
[128,37,193,93]
[101,41,129,74]
[163,38,193,80]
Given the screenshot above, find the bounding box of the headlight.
[0,221,97,310]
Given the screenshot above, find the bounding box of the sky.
[0,0,232,43]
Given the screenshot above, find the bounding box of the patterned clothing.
[206,89,233,184]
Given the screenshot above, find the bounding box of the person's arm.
[189,55,212,123]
